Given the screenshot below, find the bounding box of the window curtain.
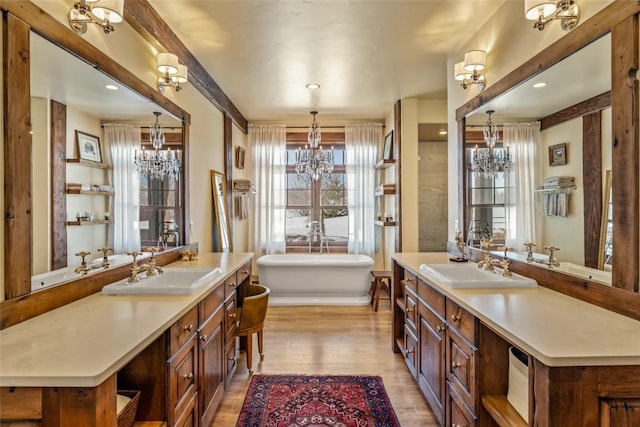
[503,122,541,251]
[248,124,287,256]
[103,124,141,253]
[345,123,381,258]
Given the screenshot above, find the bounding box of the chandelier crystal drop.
[471,110,512,178]
[135,112,181,181]
[295,111,334,181]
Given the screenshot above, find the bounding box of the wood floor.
[211,304,438,426]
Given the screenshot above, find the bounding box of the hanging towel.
[557,192,568,217]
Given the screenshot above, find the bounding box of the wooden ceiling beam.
[124,0,249,133]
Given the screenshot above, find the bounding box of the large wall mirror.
[463,33,612,285]
[18,31,186,294]
[211,170,232,253]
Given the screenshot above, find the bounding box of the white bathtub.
[256,254,374,306]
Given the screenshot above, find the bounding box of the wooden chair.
[236,284,270,374]
[370,270,392,312]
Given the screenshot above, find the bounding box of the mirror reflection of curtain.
[104,124,141,253]
[212,172,230,252]
[345,123,380,260]
[248,124,286,255]
[504,122,541,251]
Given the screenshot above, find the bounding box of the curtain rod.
[286,125,385,129]
[466,124,504,128]
[101,125,183,130]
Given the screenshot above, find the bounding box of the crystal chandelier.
[135,112,181,181]
[295,111,334,181]
[471,110,512,178]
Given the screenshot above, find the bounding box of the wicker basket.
[117,390,140,427]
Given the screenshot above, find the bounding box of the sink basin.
[419,263,537,289]
[102,267,223,295]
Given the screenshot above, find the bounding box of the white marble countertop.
[0,252,252,388]
[393,252,640,367]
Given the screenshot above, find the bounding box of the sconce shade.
[525,0,557,20]
[157,52,179,75]
[173,64,188,83]
[463,50,486,72]
[91,0,124,23]
[454,61,469,81]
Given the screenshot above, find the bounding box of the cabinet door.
[224,293,237,342]
[601,399,640,426]
[174,391,198,427]
[403,325,418,378]
[167,336,198,426]
[447,327,477,414]
[448,383,476,427]
[418,307,446,426]
[199,307,224,427]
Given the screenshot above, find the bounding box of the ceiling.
[29,1,611,129]
[147,0,505,122]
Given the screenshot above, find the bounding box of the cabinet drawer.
[169,305,198,356]
[448,382,476,427]
[418,278,445,317]
[446,299,477,344]
[447,327,477,413]
[199,284,224,325]
[174,390,198,427]
[236,261,251,285]
[402,270,418,294]
[403,325,418,377]
[224,293,237,341]
[168,336,198,425]
[224,273,238,299]
[405,289,418,331]
[225,336,238,383]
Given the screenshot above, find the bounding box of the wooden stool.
[370,270,392,312]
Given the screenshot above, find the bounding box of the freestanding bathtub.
[256,254,375,306]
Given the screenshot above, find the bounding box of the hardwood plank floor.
[211,304,438,426]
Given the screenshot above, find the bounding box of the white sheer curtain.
[345,123,381,257]
[104,124,141,253]
[248,124,287,256]
[503,122,541,251]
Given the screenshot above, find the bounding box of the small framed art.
[548,143,567,166]
[235,146,246,169]
[76,131,102,163]
[383,131,394,160]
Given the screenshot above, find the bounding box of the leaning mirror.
[29,31,185,292]
[211,170,232,252]
[463,33,612,284]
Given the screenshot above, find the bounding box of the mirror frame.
[455,2,640,319]
[1,2,192,326]
[210,169,233,253]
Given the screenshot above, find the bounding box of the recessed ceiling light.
[533,82,546,88]
[306,83,320,89]
[105,84,119,90]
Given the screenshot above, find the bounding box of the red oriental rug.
[236,374,401,427]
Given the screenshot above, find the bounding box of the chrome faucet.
[524,242,536,262]
[544,245,560,268]
[74,247,113,275]
[127,248,163,283]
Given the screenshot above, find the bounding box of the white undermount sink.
[102,267,223,295]
[419,263,537,289]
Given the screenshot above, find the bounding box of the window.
[464,144,514,246]
[285,140,348,250]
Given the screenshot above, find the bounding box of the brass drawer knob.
[451,361,461,369]
[183,373,194,381]
[451,314,461,322]
[437,325,445,333]
[183,324,193,332]
[228,281,237,287]
[199,334,207,342]
[405,347,415,354]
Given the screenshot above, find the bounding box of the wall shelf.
[67,219,114,226]
[66,189,114,196]
[374,159,396,170]
[66,158,113,170]
[375,220,396,227]
[374,185,396,196]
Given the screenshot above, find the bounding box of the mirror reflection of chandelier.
[295,111,334,181]
[135,112,181,181]
[471,110,512,178]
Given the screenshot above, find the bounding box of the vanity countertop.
[393,252,640,367]
[0,252,252,388]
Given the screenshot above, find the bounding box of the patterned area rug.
[236,374,401,427]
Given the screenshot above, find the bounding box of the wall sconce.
[455,50,486,91]
[157,53,188,93]
[525,0,580,31]
[68,0,124,34]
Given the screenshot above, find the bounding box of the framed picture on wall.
[235,146,246,169]
[548,142,567,166]
[76,130,102,163]
[383,131,394,160]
